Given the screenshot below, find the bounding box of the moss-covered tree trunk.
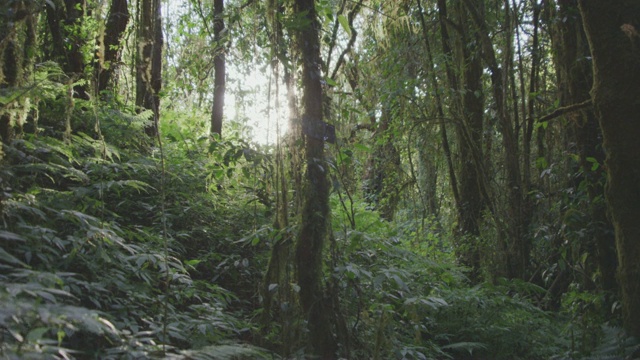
[578,0,640,337]
[548,0,617,295]
[1,0,37,143]
[261,1,302,355]
[434,0,487,279]
[293,0,337,356]
[45,0,90,100]
[136,0,163,137]
[0,6,20,144]
[96,0,129,94]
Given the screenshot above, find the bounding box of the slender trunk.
[210,0,225,137]
[294,0,337,356]
[578,0,640,337]
[462,0,528,279]
[523,0,541,195]
[431,0,487,278]
[367,108,401,221]
[455,1,486,279]
[136,0,163,137]
[262,2,303,354]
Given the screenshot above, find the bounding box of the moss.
[579,0,640,337]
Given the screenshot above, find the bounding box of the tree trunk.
[454,1,486,279]
[0,17,18,144]
[578,0,640,337]
[462,0,528,280]
[1,0,36,143]
[293,0,337,356]
[210,0,225,137]
[417,0,461,221]
[136,0,163,137]
[96,0,129,94]
[45,0,90,100]
[433,0,487,278]
[362,107,401,221]
[548,0,617,294]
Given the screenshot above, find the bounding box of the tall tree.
[293,0,337,356]
[210,0,225,137]
[261,1,304,354]
[45,0,90,100]
[96,0,130,94]
[546,0,617,295]
[0,0,37,143]
[433,0,488,278]
[462,0,530,279]
[136,0,163,137]
[362,106,402,221]
[577,0,640,337]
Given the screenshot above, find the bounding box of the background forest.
[1,0,640,359]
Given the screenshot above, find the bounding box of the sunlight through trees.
[1,0,640,358]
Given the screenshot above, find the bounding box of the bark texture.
[548,0,617,294]
[578,0,640,337]
[1,0,36,143]
[45,0,90,100]
[97,0,129,94]
[136,0,163,136]
[433,0,487,279]
[294,0,337,356]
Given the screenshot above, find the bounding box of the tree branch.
[330,0,364,81]
[537,99,592,123]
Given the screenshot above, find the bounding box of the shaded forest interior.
[1,0,640,359]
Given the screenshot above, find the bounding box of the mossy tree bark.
[136,0,163,137]
[96,0,129,94]
[293,0,337,357]
[0,4,20,144]
[436,0,487,279]
[578,0,640,337]
[547,0,617,295]
[1,0,37,143]
[261,1,306,354]
[45,0,90,100]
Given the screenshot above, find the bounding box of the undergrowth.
[1,99,638,359]
[1,101,273,358]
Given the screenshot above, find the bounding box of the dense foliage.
[2,0,640,359]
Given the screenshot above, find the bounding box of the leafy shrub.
[0,129,271,358]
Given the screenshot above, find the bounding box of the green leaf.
[0,230,25,242]
[185,259,202,268]
[27,327,49,342]
[354,143,371,152]
[0,247,26,266]
[338,14,351,37]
